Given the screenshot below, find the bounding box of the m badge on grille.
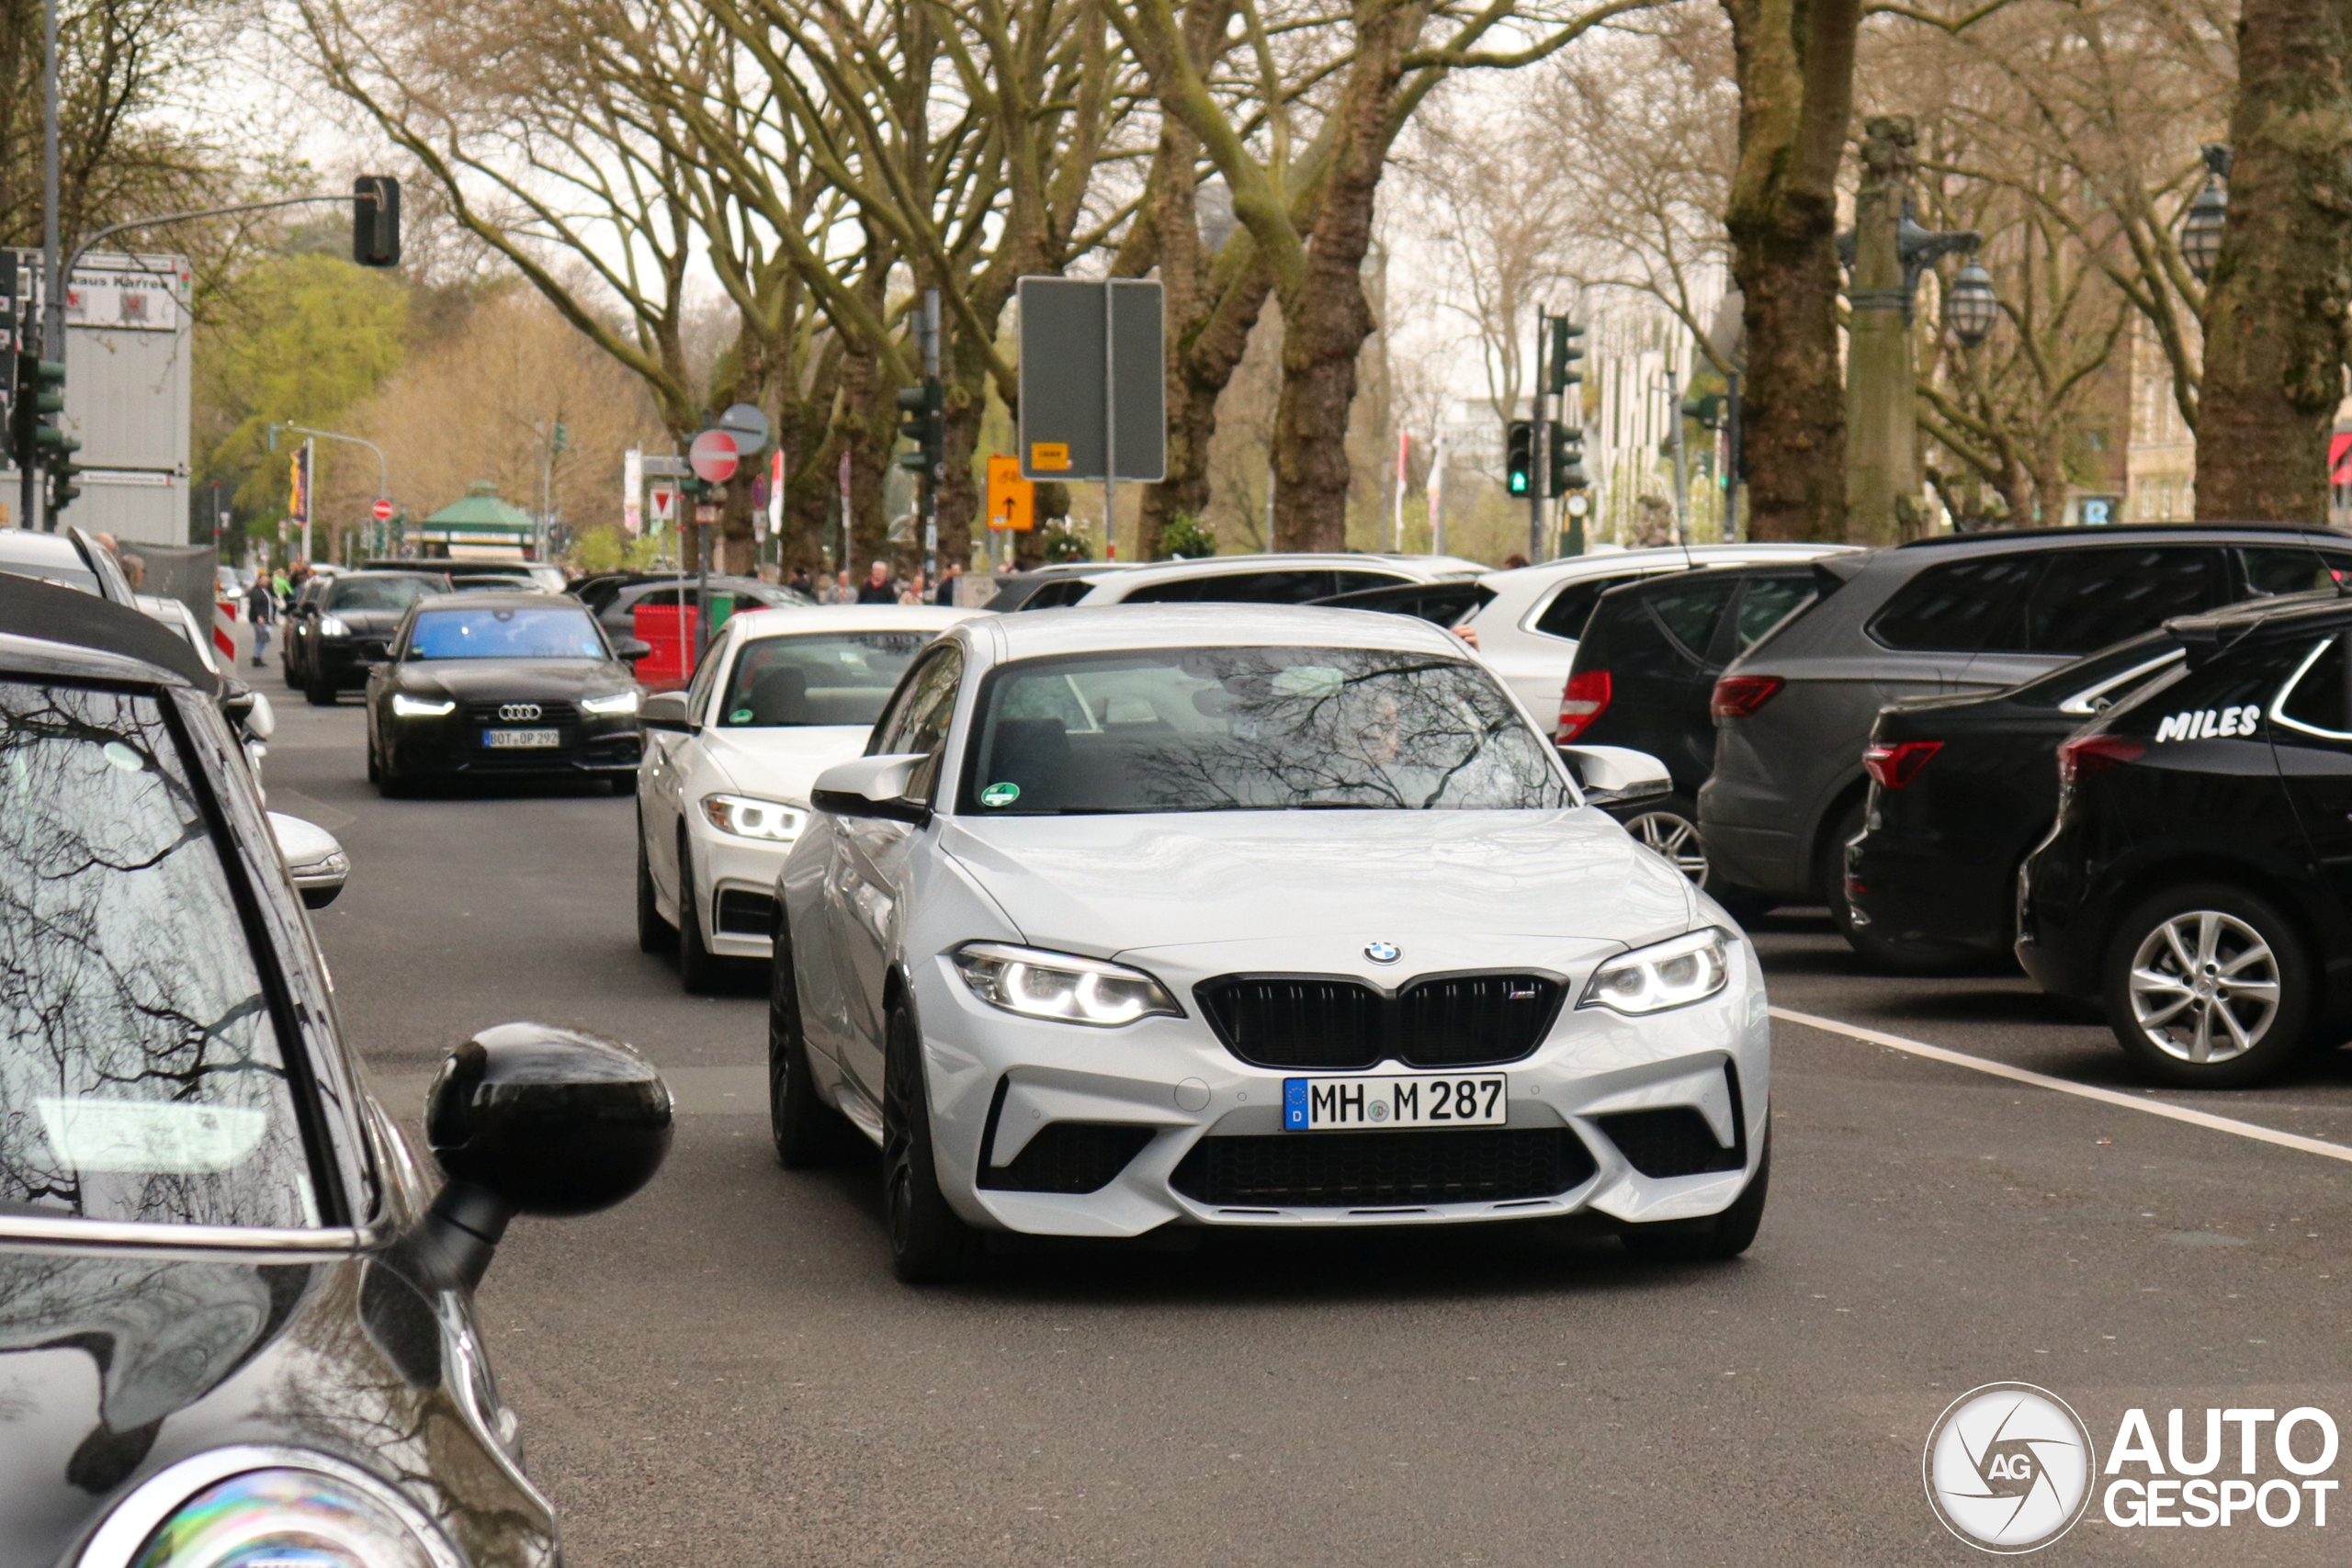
[1364,941,1400,964]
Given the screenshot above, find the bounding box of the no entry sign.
[689,429,741,483]
[371,498,394,523]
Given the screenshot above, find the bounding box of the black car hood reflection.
[0,1247,553,1568]
[392,658,623,701]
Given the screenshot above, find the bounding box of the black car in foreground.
[1557,562,1820,886]
[288,570,451,705]
[0,594,673,1566]
[367,594,650,795]
[1842,630,2187,972]
[2018,592,2352,1086]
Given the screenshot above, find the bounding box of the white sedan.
[770,604,1771,1281]
[635,604,986,990]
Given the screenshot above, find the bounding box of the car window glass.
[1868,556,2042,653]
[1019,579,1095,610]
[2023,547,2222,655]
[875,649,964,796]
[2276,635,2351,738]
[1645,578,1740,659]
[719,632,932,728]
[2009,631,2182,712]
[328,576,437,612]
[2240,546,2352,598]
[409,605,604,660]
[1125,570,1334,604]
[0,682,320,1229]
[686,632,727,720]
[965,648,1572,815]
[1329,571,1409,596]
[1734,578,1815,651]
[1533,571,1661,641]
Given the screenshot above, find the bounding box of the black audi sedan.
[1841,630,2186,972]
[2017,592,2352,1087]
[366,594,650,795]
[0,594,673,1566]
[288,570,451,706]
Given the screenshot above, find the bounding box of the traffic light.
[1682,392,1725,430]
[896,379,944,478]
[1505,420,1533,495]
[1546,319,1585,395]
[13,355,62,477]
[1549,423,1587,494]
[45,438,80,513]
[352,176,401,268]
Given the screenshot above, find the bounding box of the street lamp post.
[1946,263,2000,348]
[2179,144,2232,285]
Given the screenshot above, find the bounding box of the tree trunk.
[1721,0,1860,543]
[2194,0,2352,523]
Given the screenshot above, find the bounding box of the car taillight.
[1861,739,1941,789]
[2057,733,2145,784]
[1557,670,1611,742]
[1711,674,1784,718]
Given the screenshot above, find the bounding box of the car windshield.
[330,575,439,612]
[410,605,604,660]
[963,647,1573,815]
[0,681,319,1228]
[720,630,933,728]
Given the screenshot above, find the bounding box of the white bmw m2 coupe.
[770,604,1770,1280]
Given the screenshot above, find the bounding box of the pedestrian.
[899,570,928,606]
[119,553,145,591]
[787,565,814,600]
[855,559,897,604]
[934,561,962,606]
[1502,552,1529,570]
[245,572,276,668]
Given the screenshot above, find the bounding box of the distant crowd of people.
[787,558,966,607]
[241,557,312,667]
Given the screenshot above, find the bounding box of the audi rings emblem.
[496,703,543,722]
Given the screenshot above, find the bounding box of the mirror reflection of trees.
[978,649,1574,814]
[0,682,315,1229]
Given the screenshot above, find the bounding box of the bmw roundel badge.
[1364,941,1400,964]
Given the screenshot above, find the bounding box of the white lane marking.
[1771,1005,2352,1167]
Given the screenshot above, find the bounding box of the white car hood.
[939,808,1694,957]
[700,725,872,803]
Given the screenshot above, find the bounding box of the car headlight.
[952,942,1181,1026]
[1577,927,1732,1016]
[318,614,351,637]
[702,793,806,842]
[390,694,455,718]
[582,688,641,716]
[124,1465,451,1568]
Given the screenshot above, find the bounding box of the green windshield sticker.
[979,782,1021,808]
[729,707,754,724]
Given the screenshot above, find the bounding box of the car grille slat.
[1195,973,1562,1070]
[1170,1128,1594,1207]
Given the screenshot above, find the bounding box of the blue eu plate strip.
[1283,1078,1309,1130]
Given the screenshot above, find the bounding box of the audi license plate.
[481,728,560,749]
[1283,1073,1507,1131]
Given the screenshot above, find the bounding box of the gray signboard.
[1016,277,1165,483]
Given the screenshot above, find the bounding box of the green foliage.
[1040,519,1092,563]
[566,524,665,575]
[194,254,410,515]
[1157,513,1216,559]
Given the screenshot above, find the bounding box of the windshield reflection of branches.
[1125,651,1568,811]
[0,684,313,1229]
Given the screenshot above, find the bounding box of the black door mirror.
[614,636,655,662]
[417,1023,673,1289]
[641,689,695,732]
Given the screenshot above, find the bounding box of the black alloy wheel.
[881,998,982,1284]
[2102,883,2314,1089]
[674,828,718,993]
[1620,1132,1770,1262]
[636,810,673,954]
[769,919,858,1168]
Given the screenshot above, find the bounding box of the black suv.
[287,570,451,705]
[2017,592,2352,1086]
[1560,562,1820,886]
[1697,525,2352,924]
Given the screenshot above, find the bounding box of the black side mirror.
[418,1023,673,1290]
[641,689,695,733]
[615,637,654,662]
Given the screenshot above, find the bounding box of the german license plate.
[481,728,560,749]
[1283,1073,1508,1131]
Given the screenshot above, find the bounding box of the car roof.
[971,603,1465,664]
[0,570,216,690]
[729,604,989,638]
[1894,522,2352,551]
[1090,553,1483,586]
[413,591,578,611]
[1479,542,1854,588]
[0,530,89,570]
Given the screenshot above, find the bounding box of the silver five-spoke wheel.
[2125,909,2280,1064]
[1626,809,1708,886]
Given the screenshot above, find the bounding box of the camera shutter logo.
[1924,1382,2096,1552]
[498,703,543,723]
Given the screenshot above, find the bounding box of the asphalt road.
[267,678,2351,1566]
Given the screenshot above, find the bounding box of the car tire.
[610,773,637,796]
[674,831,718,994]
[636,814,673,954]
[882,997,982,1284]
[2101,883,2315,1089]
[1819,797,1867,928]
[1616,795,1709,886]
[305,675,335,706]
[770,920,858,1168]
[365,732,380,784]
[1620,1132,1769,1262]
